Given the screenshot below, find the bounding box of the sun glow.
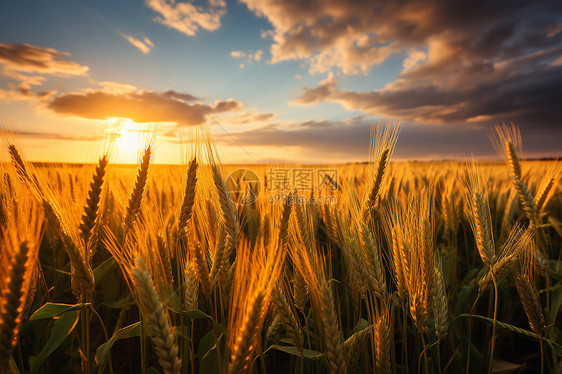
[109,117,143,163]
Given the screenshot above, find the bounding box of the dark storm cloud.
[291,55,562,129]
[246,0,562,146]
[243,0,562,74]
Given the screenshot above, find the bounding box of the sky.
[0,0,561,164]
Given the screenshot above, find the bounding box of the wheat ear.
[512,178,536,220]
[271,287,303,351]
[279,194,293,248]
[505,141,522,180]
[471,191,495,266]
[432,264,449,340]
[0,242,30,366]
[123,146,151,233]
[344,327,371,373]
[390,228,407,299]
[79,154,108,251]
[131,258,181,374]
[294,197,312,252]
[374,313,391,374]
[535,175,555,216]
[209,228,226,287]
[0,192,7,229]
[364,148,389,221]
[360,222,385,297]
[178,157,197,238]
[192,243,211,297]
[293,271,308,312]
[478,255,516,294]
[183,261,199,310]
[228,292,265,374]
[42,199,94,300]
[266,315,285,345]
[211,164,238,247]
[319,284,347,374]
[157,234,173,287]
[8,145,32,187]
[515,272,545,336]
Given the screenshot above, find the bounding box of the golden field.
[0,126,561,374]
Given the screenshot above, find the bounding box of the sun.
[108,117,142,162]
[112,117,139,151]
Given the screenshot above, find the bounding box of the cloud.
[0,43,89,101]
[0,85,35,101]
[284,2,562,131]
[219,111,275,125]
[47,89,243,126]
[146,0,226,37]
[119,32,154,54]
[217,119,560,161]
[290,73,337,106]
[0,43,89,75]
[292,57,562,128]
[230,49,264,65]
[0,82,54,101]
[241,0,562,75]
[10,130,104,142]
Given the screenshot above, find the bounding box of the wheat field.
[0,125,561,374]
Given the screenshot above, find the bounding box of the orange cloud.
[220,111,275,125]
[47,89,244,126]
[230,50,264,66]
[0,43,89,75]
[119,32,154,54]
[146,0,226,36]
